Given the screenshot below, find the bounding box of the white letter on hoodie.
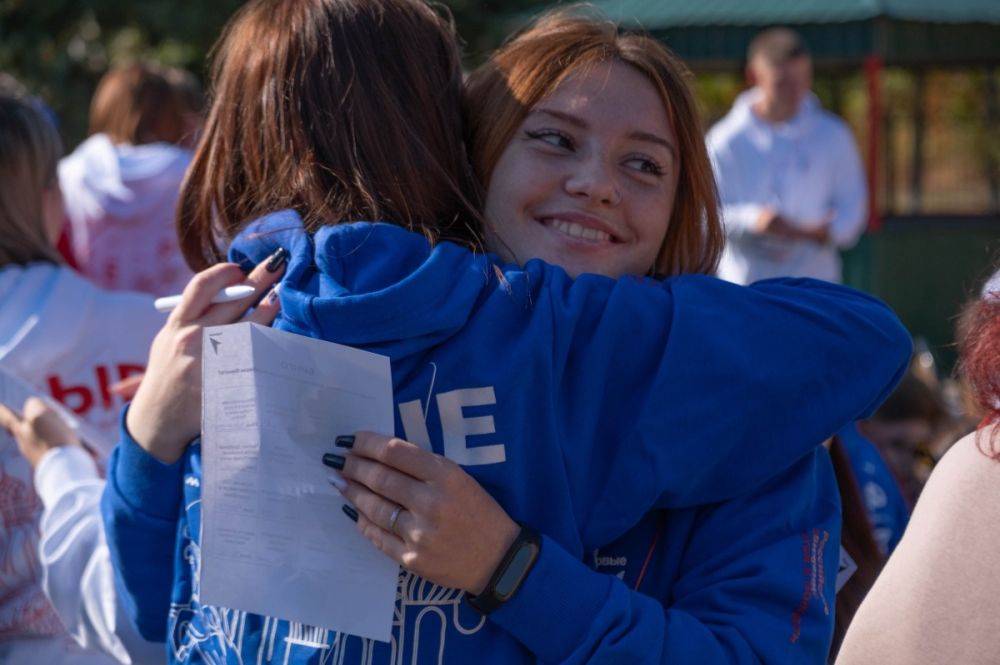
[399,388,506,466]
[399,399,433,452]
[437,387,506,466]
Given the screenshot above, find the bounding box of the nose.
[564,156,622,207]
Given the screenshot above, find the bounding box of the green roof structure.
[588,0,1000,68]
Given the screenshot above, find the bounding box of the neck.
[752,96,799,124]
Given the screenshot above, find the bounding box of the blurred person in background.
[859,365,952,505]
[59,63,201,298]
[836,267,1000,665]
[0,93,164,664]
[162,66,204,151]
[708,28,867,284]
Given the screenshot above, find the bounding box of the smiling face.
[483,60,679,279]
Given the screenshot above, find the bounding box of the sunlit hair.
[89,63,191,145]
[464,8,722,277]
[958,275,1000,456]
[0,95,63,267]
[178,0,483,271]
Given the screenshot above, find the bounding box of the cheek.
[485,150,548,232]
[636,183,676,244]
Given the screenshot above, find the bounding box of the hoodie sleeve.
[489,449,840,664]
[36,446,166,664]
[100,407,185,643]
[544,272,909,543]
[824,121,868,250]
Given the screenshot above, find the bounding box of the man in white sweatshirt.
[708,28,867,284]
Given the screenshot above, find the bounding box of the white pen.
[153,285,258,313]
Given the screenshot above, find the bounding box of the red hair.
[463,9,723,277]
[958,288,1000,456]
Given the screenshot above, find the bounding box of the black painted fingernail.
[322,453,345,470]
[265,247,289,272]
[335,435,355,449]
[265,283,281,304]
[342,504,359,522]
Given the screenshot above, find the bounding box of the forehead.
[536,60,673,139]
[752,53,811,71]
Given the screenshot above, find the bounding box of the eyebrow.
[532,107,678,160]
[628,130,678,161]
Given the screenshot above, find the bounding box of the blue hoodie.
[103,211,909,663]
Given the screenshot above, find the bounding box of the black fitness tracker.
[466,524,541,615]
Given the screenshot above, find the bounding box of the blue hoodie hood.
[230,211,505,349]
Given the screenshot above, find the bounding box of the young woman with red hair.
[838,268,1000,665]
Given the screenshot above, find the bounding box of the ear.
[744,63,757,87]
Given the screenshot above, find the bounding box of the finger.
[171,263,246,324]
[340,454,427,509]
[22,396,50,422]
[353,508,408,564]
[340,480,417,540]
[243,283,282,326]
[200,247,287,327]
[346,431,442,481]
[0,402,22,433]
[110,374,144,400]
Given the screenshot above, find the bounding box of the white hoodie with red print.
[59,133,193,298]
[0,262,162,663]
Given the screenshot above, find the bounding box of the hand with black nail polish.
[333,431,519,595]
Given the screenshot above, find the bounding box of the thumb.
[0,402,22,433]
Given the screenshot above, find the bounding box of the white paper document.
[0,365,112,456]
[199,322,399,642]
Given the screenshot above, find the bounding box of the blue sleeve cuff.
[111,405,185,521]
[488,535,613,662]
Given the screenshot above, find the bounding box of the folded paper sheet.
[0,365,111,455]
[200,322,398,642]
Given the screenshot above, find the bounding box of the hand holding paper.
[199,322,399,642]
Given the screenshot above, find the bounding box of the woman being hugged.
[105,2,909,664]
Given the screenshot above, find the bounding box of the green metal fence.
[842,216,999,371]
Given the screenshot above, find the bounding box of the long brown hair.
[464,8,723,277]
[178,0,482,271]
[0,95,63,267]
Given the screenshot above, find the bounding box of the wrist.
[468,516,520,595]
[125,399,187,464]
[466,523,541,615]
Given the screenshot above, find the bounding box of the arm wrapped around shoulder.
[559,274,910,546]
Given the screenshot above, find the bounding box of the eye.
[624,156,665,177]
[524,129,574,151]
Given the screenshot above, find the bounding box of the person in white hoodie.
[707,28,867,284]
[59,63,200,298]
[0,93,165,664]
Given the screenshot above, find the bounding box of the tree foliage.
[0,0,549,146]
